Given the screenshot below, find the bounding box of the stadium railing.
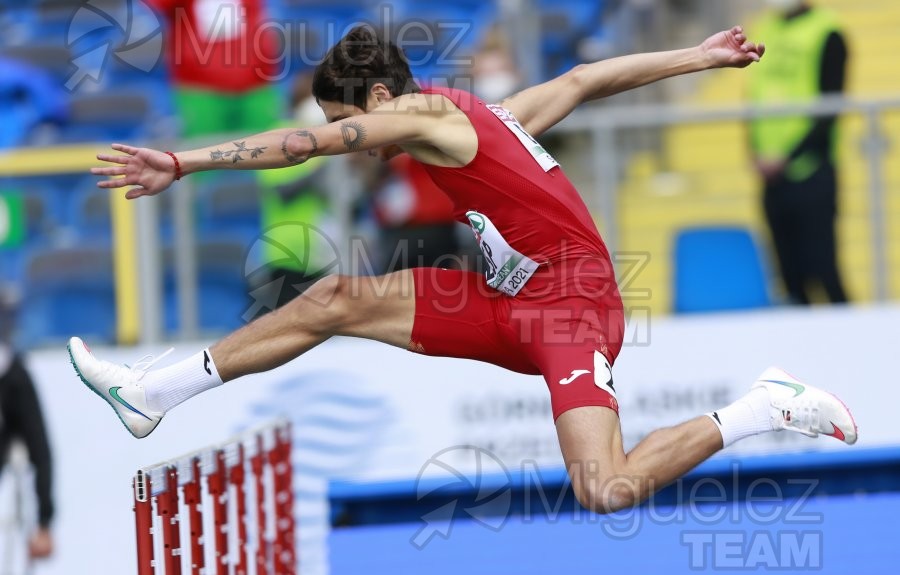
[1,95,898,344]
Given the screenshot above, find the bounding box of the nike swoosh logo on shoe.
[761,379,805,397]
[109,387,152,421]
[826,422,846,442]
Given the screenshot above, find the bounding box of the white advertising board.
[8,304,896,574]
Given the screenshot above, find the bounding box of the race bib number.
[486,104,559,172]
[467,210,539,296]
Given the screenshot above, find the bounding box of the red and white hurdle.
[133,419,296,575]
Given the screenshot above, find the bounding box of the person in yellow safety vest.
[748,0,848,304]
[252,75,339,314]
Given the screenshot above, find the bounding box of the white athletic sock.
[143,349,223,413]
[706,387,774,448]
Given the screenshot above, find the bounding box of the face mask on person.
[473,71,520,104]
[764,0,805,12]
[294,97,327,127]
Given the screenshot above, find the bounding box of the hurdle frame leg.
[133,470,155,575]
[207,450,229,575]
[182,458,205,575]
[227,443,249,575]
[270,423,296,575]
[159,467,183,575]
[252,434,269,575]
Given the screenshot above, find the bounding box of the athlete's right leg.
[68,267,534,438]
[68,270,418,437]
[212,270,416,382]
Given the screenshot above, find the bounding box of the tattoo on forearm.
[340,121,367,152]
[281,130,318,164]
[210,141,267,164]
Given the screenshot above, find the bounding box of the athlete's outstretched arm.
[504,26,765,137]
[91,95,439,199]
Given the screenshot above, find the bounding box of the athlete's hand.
[91,143,176,199]
[700,26,765,69]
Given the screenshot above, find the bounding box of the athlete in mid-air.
[70,25,857,513]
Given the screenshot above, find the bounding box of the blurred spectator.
[748,0,848,304]
[469,24,522,104]
[253,73,337,309]
[148,0,281,138]
[361,154,461,273]
[0,288,54,561]
[0,58,67,148]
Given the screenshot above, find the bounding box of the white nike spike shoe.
[752,367,858,445]
[68,337,170,439]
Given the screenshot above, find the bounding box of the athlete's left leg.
[555,406,722,514]
[524,281,858,513]
[554,368,859,515]
[539,340,726,514]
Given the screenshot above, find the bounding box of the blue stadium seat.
[279,0,375,67]
[0,55,69,148]
[389,0,496,76]
[163,239,249,334]
[537,0,604,77]
[71,186,114,240]
[0,44,74,87]
[0,188,59,289]
[35,0,87,39]
[0,247,24,285]
[102,53,171,102]
[195,174,262,246]
[27,175,87,229]
[19,246,116,345]
[58,90,153,143]
[537,0,603,34]
[673,227,772,314]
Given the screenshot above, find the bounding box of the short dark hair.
[312,25,421,110]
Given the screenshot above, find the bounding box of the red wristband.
[165,151,183,181]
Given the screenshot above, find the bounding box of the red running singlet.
[408,87,625,420]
